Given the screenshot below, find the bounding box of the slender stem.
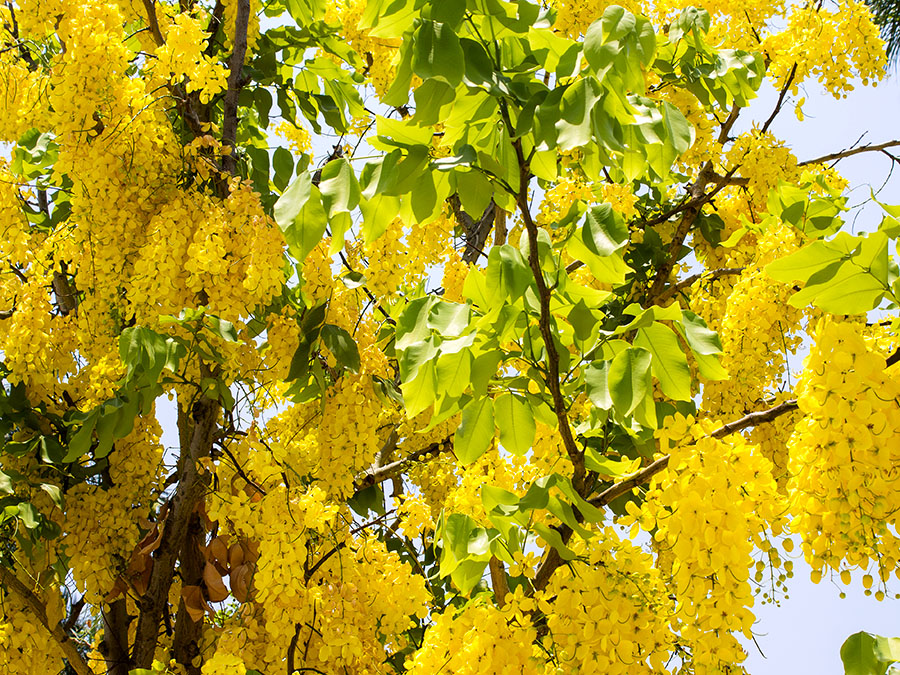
[798,139,900,167]
[512,140,586,490]
[760,62,797,134]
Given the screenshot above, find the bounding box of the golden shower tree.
[0,0,897,673]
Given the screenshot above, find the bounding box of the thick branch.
[100,599,132,675]
[132,398,217,669]
[0,566,98,675]
[172,511,207,675]
[220,0,251,175]
[798,140,900,167]
[140,0,165,47]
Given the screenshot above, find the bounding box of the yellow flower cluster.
[547,0,642,38]
[264,375,386,498]
[788,319,900,589]
[763,0,886,98]
[724,129,800,208]
[544,528,675,674]
[221,0,261,57]
[128,179,284,324]
[398,493,436,538]
[207,463,429,673]
[0,589,65,674]
[0,51,45,142]
[275,120,312,155]
[154,11,228,104]
[750,391,800,490]
[702,223,804,418]
[440,255,469,302]
[626,414,787,673]
[326,0,401,97]
[406,597,539,675]
[364,216,452,297]
[63,416,166,604]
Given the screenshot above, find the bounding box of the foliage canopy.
[0,0,898,674]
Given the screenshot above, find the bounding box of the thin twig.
[798,140,900,168]
[502,104,586,491]
[760,62,797,134]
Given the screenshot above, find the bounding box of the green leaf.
[273,146,294,191]
[320,324,361,372]
[635,322,692,401]
[412,20,464,87]
[40,484,64,509]
[486,245,532,300]
[454,169,493,217]
[493,393,535,456]
[676,310,722,355]
[0,470,15,495]
[435,349,473,399]
[401,360,438,417]
[555,77,599,150]
[17,502,39,529]
[532,522,576,560]
[274,173,328,260]
[841,631,900,675]
[584,360,613,410]
[454,397,495,464]
[582,203,628,257]
[426,301,470,336]
[205,315,238,342]
[66,409,99,461]
[584,448,640,478]
[765,240,845,285]
[413,78,456,126]
[607,347,652,417]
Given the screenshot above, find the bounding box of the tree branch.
[132,397,217,669]
[760,62,797,134]
[798,140,900,167]
[140,0,165,47]
[352,436,451,493]
[654,266,744,304]
[0,566,98,675]
[100,598,132,675]
[220,0,251,175]
[509,133,587,491]
[587,398,798,508]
